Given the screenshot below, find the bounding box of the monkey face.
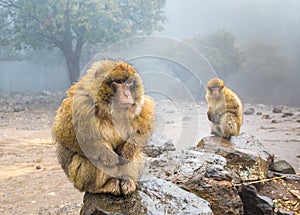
[111,79,135,109]
[206,78,224,99]
[209,85,223,98]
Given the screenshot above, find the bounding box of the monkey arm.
[72,92,119,167]
[120,97,155,162]
[207,108,215,122]
[120,135,145,162]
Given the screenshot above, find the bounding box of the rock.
[196,133,273,181]
[271,120,280,123]
[14,104,26,112]
[256,112,263,116]
[183,116,191,121]
[80,176,213,215]
[144,133,176,158]
[277,208,294,215]
[273,105,283,113]
[145,150,243,215]
[166,120,174,124]
[282,112,294,118]
[262,114,271,119]
[238,185,274,215]
[269,160,296,174]
[244,108,255,115]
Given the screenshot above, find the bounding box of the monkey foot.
[102,178,121,195]
[120,178,137,195]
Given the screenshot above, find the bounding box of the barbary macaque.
[205,78,243,138]
[53,60,155,195]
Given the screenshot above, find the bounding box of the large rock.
[196,133,273,181]
[144,133,176,157]
[80,176,213,215]
[269,160,296,174]
[238,185,274,215]
[145,150,243,215]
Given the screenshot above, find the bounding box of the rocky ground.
[0,91,299,214]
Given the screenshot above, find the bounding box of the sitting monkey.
[53,60,155,195]
[205,78,243,138]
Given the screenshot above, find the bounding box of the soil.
[0,94,299,214]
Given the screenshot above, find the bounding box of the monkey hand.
[118,141,141,165]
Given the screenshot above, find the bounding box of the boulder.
[238,184,274,215]
[144,133,176,158]
[145,150,243,215]
[196,133,273,181]
[269,160,296,174]
[80,176,213,215]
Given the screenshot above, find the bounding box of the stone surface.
[145,150,243,215]
[238,184,274,215]
[244,107,255,115]
[269,160,296,174]
[196,132,273,181]
[143,133,176,158]
[80,176,213,215]
[273,105,283,113]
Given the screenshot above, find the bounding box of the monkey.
[205,78,243,138]
[52,60,155,195]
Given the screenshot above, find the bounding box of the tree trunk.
[65,53,81,84]
[59,37,83,84]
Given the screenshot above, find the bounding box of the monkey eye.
[126,79,134,86]
[213,85,222,89]
[114,79,123,84]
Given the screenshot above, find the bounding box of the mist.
[160,0,300,105]
[0,0,299,105]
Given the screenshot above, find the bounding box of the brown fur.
[205,78,243,138]
[53,60,155,195]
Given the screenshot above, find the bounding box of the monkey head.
[206,78,225,99]
[95,61,145,116]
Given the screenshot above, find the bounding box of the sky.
[161,0,300,51]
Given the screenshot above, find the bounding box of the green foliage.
[1,0,165,49]
[0,0,166,82]
[186,30,244,79]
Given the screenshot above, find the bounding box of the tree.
[0,0,166,83]
[239,41,288,101]
[186,30,244,79]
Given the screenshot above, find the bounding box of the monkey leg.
[211,123,222,136]
[219,113,239,138]
[68,153,121,194]
[116,153,143,195]
[100,178,121,195]
[120,178,137,195]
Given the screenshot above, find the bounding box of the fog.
[1,0,299,105]
[161,0,300,105]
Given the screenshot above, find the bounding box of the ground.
[0,93,299,214]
